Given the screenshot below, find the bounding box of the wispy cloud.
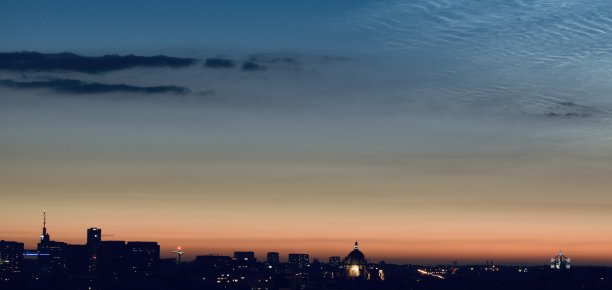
[0,78,190,95]
[343,0,612,64]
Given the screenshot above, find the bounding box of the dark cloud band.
[205,58,235,68]
[241,62,266,71]
[0,52,197,73]
[0,78,190,95]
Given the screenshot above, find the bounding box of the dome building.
[343,241,367,279]
[551,251,571,270]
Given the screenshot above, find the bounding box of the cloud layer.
[0,52,197,73]
[0,78,190,95]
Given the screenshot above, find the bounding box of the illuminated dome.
[345,242,366,265]
[344,241,368,279]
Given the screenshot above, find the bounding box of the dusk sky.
[1,0,612,265]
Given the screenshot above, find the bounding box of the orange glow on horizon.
[3,220,612,265]
[2,142,612,266]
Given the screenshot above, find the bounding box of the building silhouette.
[344,241,367,279]
[40,211,50,244]
[551,251,571,270]
[234,251,256,264]
[329,256,341,268]
[3,212,611,290]
[288,253,309,269]
[193,255,233,287]
[87,228,102,246]
[64,244,90,278]
[266,251,280,265]
[0,240,24,277]
[36,212,69,276]
[97,241,127,282]
[126,242,160,280]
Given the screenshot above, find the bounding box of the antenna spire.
[41,210,50,243]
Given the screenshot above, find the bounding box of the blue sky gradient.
[1,0,612,264]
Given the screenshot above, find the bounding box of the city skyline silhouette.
[2,1,612,289]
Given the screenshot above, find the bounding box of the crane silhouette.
[173,246,185,264]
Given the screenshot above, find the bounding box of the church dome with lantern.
[344,241,368,279]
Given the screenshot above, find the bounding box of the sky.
[1,0,612,265]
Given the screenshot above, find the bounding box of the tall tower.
[87,228,102,246]
[40,210,50,244]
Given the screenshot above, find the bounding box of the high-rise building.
[266,252,280,265]
[38,241,68,275]
[234,251,256,263]
[329,256,341,268]
[288,253,309,268]
[126,242,160,280]
[97,241,127,281]
[85,228,102,274]
[311,258,323,272]
[0,240,24,275]
[194,255,233,286]
[87,228,102,246]
[194,255,232,269]
[65,244,90,276]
